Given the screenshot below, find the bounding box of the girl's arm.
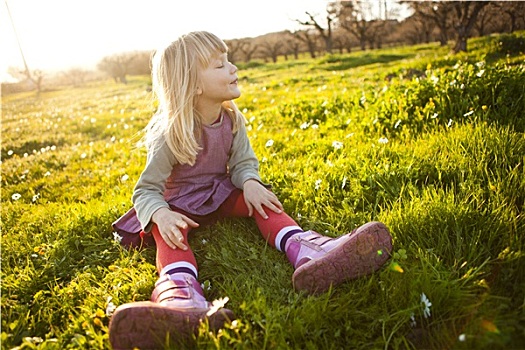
[133,140,199,249]
[228,120,261,187]
[228,121,283,218]
[132,140,177,232]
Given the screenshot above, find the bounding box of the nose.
[230,62,237,73]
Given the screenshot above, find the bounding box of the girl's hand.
[152,207,199,250]
[243,179,283,219]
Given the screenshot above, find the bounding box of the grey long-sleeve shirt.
[113,111,261,235]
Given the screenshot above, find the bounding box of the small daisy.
[106,297,117,317]
[12,193,21,201]
[206,297,229,317]
[410,312,416,327]
[112,231,123,243]
[421,293,432,318]
[332,141,343,150]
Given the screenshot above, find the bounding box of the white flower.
[315,179,322,190]
[378,137,389,144]
[463,110,474,117]
[201,280,212,291]
[410,312,416,327]
[332,141,343,150]
[421,293,432,318]
[265,139,274,148]
[121,174,129,182]
[300,122,310,129]
[32,193,40,203]
[447,119,453,127]
[476,69,485,77]
[106,298,117,317]
[7,150,13,156]
[112,231,123,243]
[458,333,466,342]
[12,193,21,201]
[206,297,229,317]
[341,177,347,189]
[394,120,402,129]
[80,153,87,159]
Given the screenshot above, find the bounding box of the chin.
[230,90,241,99]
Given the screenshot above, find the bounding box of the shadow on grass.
[321,53,413,71]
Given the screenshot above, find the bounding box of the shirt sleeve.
[228,121,262,188]
[132,139,176,232]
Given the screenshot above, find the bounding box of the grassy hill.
[2,32,524,349]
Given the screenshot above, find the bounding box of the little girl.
[109,31,393,349]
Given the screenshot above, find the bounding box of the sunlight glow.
[1,0,330,72]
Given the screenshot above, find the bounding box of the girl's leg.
[219,189,303,251]
[152,224,198,279]
[221,190,393,294]
[109,215,233,349]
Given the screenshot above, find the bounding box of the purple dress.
[113,112,261,239]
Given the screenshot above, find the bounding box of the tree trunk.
[453,27,468,53]
[452,2,489,53]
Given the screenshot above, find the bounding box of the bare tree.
[97,52,136,84]
[472,2,495,36]
[284,34,302,60]
[333,1,373,50]
[296,10,335,54]
[239,39,258,62]
[410,12,436,44]
[7,67,44,94]
[493,1,525,33]
[451,1,489,53]
[259,39,283,63]
[290,30,318,58]
[407,1,454,46]
[224,39,242,64]
[62,68,89,87]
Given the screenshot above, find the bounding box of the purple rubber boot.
[109,274,234,349]
[286,221,393,294]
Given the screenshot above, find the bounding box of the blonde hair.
[146,31,244,165]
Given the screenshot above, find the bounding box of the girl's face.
[197,53,240,104]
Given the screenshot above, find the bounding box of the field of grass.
[2,32,524,349]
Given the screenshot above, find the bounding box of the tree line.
[4,1,524,92]
[95,1,525,83]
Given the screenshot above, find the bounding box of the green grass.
[2,33,524,349]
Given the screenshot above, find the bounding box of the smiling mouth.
[231,79,238,84]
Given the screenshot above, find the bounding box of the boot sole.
[292,221,393,294]
[109,301,233,349]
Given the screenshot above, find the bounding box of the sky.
[1,0,332,79]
